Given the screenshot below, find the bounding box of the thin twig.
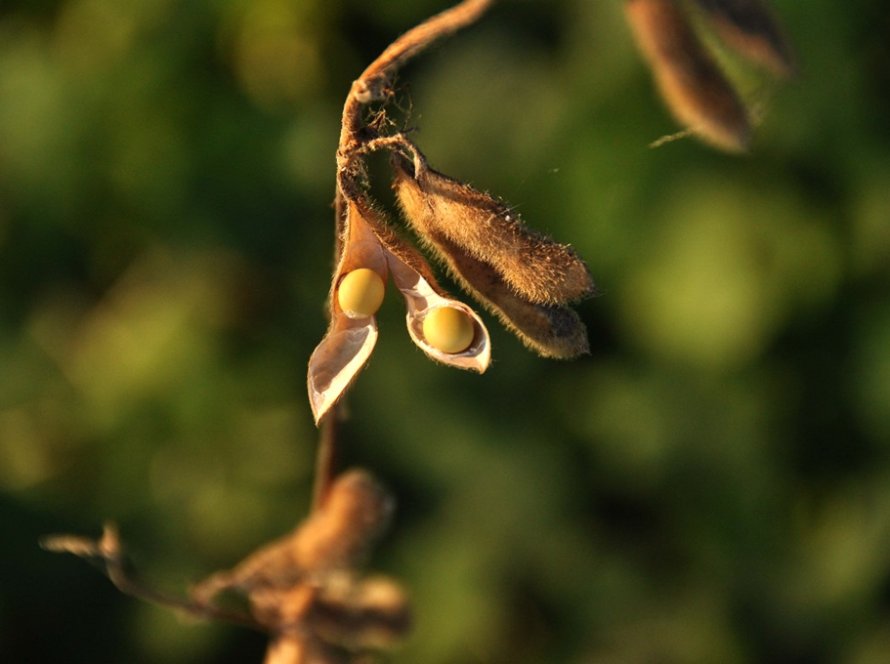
[359,0,494,82]
[312,410,340,511]
[40,524,263,632]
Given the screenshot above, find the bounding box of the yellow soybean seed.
[422,306,475,354]
[337,268,385,318]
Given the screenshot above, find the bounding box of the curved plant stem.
[360,0,493,81]
[336,0,493,179]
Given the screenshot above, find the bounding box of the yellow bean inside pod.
[337,268,385,318]
[422,306,475,354]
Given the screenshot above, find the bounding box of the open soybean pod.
[391,156,594,307]
[693,0,796,77]
[307,200,389,425]
[625,0,751,151]
[389,255,491,370]
[365,208,491,372]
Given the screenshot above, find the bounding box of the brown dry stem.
[313,414,339,510]
[336,0,493,166]
[43,470,407,664]
[40,523,262,631]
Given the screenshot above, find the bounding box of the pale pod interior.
[386,252,490,372]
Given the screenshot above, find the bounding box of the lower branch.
[40,523,262,631]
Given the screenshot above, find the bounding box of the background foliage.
[2,0,889,662]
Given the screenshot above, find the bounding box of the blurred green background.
[2,0,889,662]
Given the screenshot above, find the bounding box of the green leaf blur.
[2,1,889,662]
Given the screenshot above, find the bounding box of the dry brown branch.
[40,524,262,631]
[313,414,340,510]
[43,471,409,664]
[358,0,493,83]
[336,0,493,177]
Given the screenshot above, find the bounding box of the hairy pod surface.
[392,157,594,306]
[626,0,751,151]
[444,233,589,358]
[403,217,589,358]
[362,202,493,371]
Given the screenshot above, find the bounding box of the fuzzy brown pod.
[309,575,412,651]
[187,470,406,662]
[307,201,389,425]
[193,470,394,602]
[357,199,492,372]
[692,0,795,76]
[625,0,751,151]
[255,574,410,663]
[391,156,593,306]
[416,227,589,359]
[294,470,394,575]
[391,157,589,358]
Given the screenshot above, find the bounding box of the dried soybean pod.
[310,575,412,651]
[407,218,589,359]
[444,236,589,359]
[385,248,491,371]
[625,0,751,151]
[307,201,388,425]
[190,470,393,606]
[362,203,492,372]
[392,156,594,306]
[693,0,796,76]
[294,469,394,574]
[263,634,347,664]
